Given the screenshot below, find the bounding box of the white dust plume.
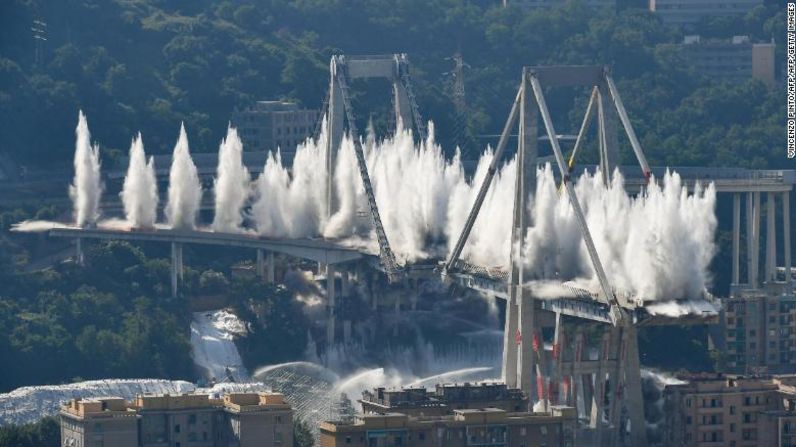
[120,133,158,228]
[68,111,102,227]
[165,124,202,230]
[248,122,717,302]
[212,125,251,233]
[521,166,717,302]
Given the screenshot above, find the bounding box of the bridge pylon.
[443,66,654,446]
[320,54,426,282]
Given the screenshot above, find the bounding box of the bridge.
[12,59,796,447]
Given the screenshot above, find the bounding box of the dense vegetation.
[0,417,58,447]
[0,204,309,392]
[0,0,786,169]
[0,235,193,391]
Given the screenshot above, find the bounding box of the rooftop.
[61,392,290,419]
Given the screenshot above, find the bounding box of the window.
[419,432,425,440]
[275,432,284,445]
[521,427,527,436]
[276,415,282,424]
[346,436,352,444]
[540,426,547,435]
[188,414,196,425]
[175,424,181,433]
[730,423,736,432]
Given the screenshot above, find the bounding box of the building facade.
[60,392,293,447]
[231,101,319,153]
[360,383,527,416]
[319,406,576,447]
[725,284,796,374]
[663,374,796,447]
[649,0,763,26]
[663,35,776,87]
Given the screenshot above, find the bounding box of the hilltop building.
[663,374,796,447]
[231,101,319,153]
[60,392,293,447]
[662,35,776,87]
[649,0,763,26]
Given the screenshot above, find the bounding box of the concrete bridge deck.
[46,226,365,265]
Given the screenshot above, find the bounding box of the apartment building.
[649,0,763,26]
[360,383,527,416]
[231,100,319,153]
[665,35,777,87]
[60,392,293,447]
[663,374,796,447]
[725,285,796,374]
[319,406,576,447]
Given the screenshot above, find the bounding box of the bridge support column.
[590,331,609,441]
[343,320,352,345]
[623,324,647,447]
[754,192,761,286]
[502,295,519,389]
[409,279,418,311]
[607,327,624,447]
[506,68,538,398]
[267,251,275,283]
[392,77,414,132]
[747,192,761,287]
[341,269,351,344]
[732,193,740,285]
[393,289,401,337]
[517,292,536,402]
[256,249,264,278]
[326,59,345,219]
[370,272,379,310]
[552,312,565,407]
[326,264,336,345]
[785,191,792,288]
[766,192,777,283]
[75,238,85,266]
[171,242,183,298]
[257,250,276,283]
[571,330,584,418]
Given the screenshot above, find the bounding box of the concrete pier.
[170,242,183,298]
[75,238,84,266]
[326,264,336,345]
